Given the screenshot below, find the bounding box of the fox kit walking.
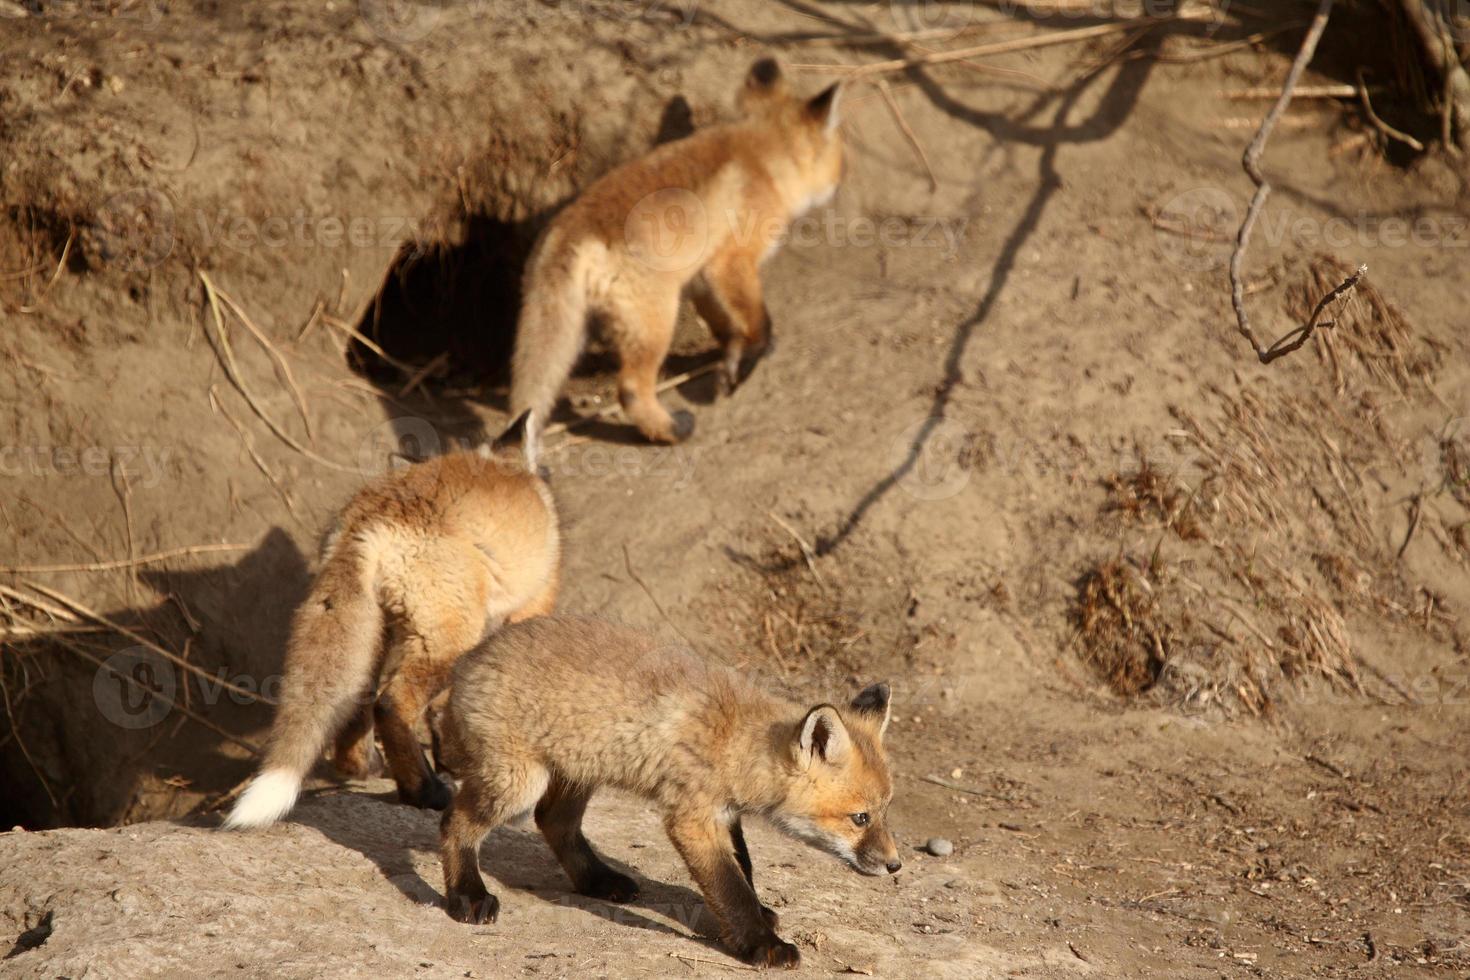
[510,58,845,449]
[223,414,560,830]
[436,617,900,969]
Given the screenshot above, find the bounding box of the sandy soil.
[2,0,1469,976]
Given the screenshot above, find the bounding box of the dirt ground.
[2,1,1469,976]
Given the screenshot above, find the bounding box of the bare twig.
[877,79,938,192]
[320,313,421,375]
[209,385,299,516]
[0,542,248,575]
[1228,1,1369,364]
[208,277,316,443]
[1396,0,1470,153]
[668,952,757,973]
[791,15,1188,79]
[1356,68,1425,152]
[200,272,350,471]
[56,636,262,756]
[399,350,449,398]
[623,544,693,647]
[769,511,827,591]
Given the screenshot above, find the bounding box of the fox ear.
[806,82,842,134]
[849,682,891,738]
[740,57,788,113]
[491,409,539,470]
[795,704,850,770]
[746,56,784,93]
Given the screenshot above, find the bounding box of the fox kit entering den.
[510,57,845,449]
[436,617,900,969]
[223,413,559,830]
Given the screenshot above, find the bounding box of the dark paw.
[579,868,641,903]
[760,905,780,931]
[400,774,453,811]
[741,939,800,970]
[446,890,499,925]
[669,411,695,442]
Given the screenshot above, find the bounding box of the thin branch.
[1228,0,1368,364]
[0,542,248,575]
[791,15,1189,79]
[622,544,693,648]
[13,579,274,705]
[199,271,351,472]
[877,79,938,192]
[55,635,262,756]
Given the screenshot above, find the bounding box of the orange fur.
[224,422,559,830]
[511,58,845,446]
[437,617,900,968]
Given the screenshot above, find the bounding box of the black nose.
[885,859,903,874]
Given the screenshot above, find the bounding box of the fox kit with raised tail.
[223,413,559,830]
[510,57,845,449]
[436,617,900,969]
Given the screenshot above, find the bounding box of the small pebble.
[924,837,954,857]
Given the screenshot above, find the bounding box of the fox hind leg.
[331,699,382,779]
[695,254,771,397]
[535,776,639,903]
[610,287,692,444]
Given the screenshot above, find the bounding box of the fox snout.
[852,824,902,876]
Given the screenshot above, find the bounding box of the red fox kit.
[223,413,559,830]
[510,57,845,449]
[436,616,900,969]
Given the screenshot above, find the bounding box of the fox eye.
[850,812,870,827]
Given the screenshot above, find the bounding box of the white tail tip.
[222,769,301,830]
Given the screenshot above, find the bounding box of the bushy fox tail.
[509,230,590,453]
[223,540,383,830]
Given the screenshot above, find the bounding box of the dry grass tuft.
[1104,456,1209,541]
[1286,253,1443,393]
[1073,560,1172,696]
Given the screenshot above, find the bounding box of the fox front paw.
[579,868,641,904]
[740,938,800,970]
[446,890,499,925]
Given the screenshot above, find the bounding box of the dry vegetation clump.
[1286,254,1445,394]
[1076,268,1455,714]
[1073,559,1173,697]
[1103,456,1211,541]
[700,531,925,697]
